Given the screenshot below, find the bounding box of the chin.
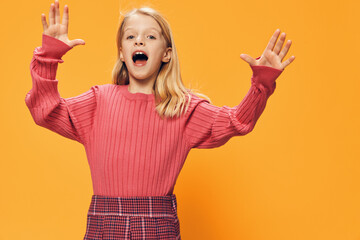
[130,73,153,81]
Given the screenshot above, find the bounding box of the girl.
[25,0,295,239]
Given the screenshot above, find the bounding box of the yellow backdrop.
[1,0,359,239]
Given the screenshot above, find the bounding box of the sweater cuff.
[40,33,73,60]
[250,64,283,98]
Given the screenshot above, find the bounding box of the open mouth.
[132,52,148,66]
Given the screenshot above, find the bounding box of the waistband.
[87,194,178,218]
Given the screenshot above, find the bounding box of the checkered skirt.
[83,194,181,240]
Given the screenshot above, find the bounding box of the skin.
[40,1,295,95]
[119,13,172,95]
[240,29,295,70]
[41,0,85,48]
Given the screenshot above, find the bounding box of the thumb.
[240,53,255,66]
[69,39,86,48]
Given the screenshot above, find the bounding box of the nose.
[135,36,145,46]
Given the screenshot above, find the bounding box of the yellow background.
[1,0,359,239]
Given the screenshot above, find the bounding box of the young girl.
[25,0,295,239]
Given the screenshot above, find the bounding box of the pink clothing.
[25,34,283,197]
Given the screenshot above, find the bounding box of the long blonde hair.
[112,6,211,119]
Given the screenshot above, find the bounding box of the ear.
[162,47,172,63]
[119,47,124,62]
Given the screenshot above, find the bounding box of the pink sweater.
[25,34,283,197]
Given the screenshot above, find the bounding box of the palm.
[240,29,295,71]
[41,0,85,48]
[45,24,69,43]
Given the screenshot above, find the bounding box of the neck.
[127,82,155,95]
[128,72,158,94]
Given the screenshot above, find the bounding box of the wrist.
[250,65,283,85]
[40,33,73,59]
[250,65,283,97]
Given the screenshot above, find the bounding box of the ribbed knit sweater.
[25,34,283,197]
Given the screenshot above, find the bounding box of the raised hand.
[41,0,85,48]
[240,29,295,71]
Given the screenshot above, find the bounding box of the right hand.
[41,0,85,48]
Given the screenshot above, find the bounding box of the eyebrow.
[124,27,161,33]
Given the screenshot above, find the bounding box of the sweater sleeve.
[184,64,283,149]
[25,34,98,145]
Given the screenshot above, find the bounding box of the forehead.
[124,14,162,33]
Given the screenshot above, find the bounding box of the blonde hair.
[112,6,212,119]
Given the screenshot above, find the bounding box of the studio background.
[0,0,359,239]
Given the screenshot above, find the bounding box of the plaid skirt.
[83,194,181,240]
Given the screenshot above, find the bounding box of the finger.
[69,39,86,48]
[264,29,281,53]
[49,3,55,25]
[279,40,292,61]
[62,5,69,29]
[41,13,48,32]
[281,56,295,69]
[240,54,256,66]
[55,0,60,24]
[273,32,286,55]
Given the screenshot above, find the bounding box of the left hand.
[240,29,295,71]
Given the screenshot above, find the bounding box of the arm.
[184,65,282,149]
[185,28,295,149]
[25,33,98,145]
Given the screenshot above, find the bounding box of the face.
[119,13,172,84]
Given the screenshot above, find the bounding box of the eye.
[148,35,156,39]
[126,35,134,39]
